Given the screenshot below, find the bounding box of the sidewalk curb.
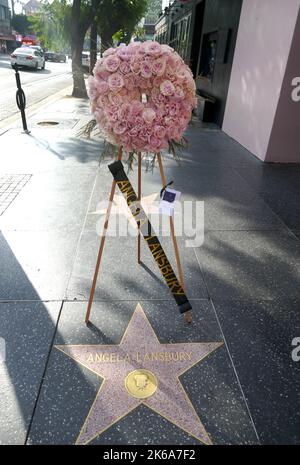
[0,84,74,136]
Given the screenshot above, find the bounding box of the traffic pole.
[13,63,30,134]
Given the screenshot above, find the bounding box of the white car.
[82,51,90,70]
[11,47,45,71]
[82,51,101,71]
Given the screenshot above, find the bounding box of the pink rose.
[153,125,166,139]
[131,101,144,116]
[129,126,139,137]
[103,55,120,72]
[160,44,173,54]
[160,80,175,96]
[173,86,185,100]
[116,47,132,61]
[97,95,108,107]
[142,108,156,124]
[108,93,122,106]
[133,138,146,150]
[106,105,119,122]
[144,41,162,57]
[108,73,124,92]
[139,126,151,142]
[119,60,131,75]
[176,68,190,80]
[123,75,135,90]
[114,121,127,134]
[130,60,141,74]
[127,42,141,52]
[102,47,116,57]
[148,136,163,151]
[166,102,180,117]
[118,103,132,121]
[140,61,152,79]
[96,80,109,94]
[152,57,166,76]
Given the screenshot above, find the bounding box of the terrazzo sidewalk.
[0,97,299,445]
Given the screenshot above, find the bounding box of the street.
[0,54,72,123]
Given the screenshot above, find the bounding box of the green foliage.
[11,14,31,35]
[26,0,149,51]
[29,0,72,51]
[98,0,149,46]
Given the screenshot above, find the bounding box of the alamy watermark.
[92,198,205,248]
[291,337,300,362]
[0,337,6,363]
[291,77,300,102]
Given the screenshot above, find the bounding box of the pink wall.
[222,0,300,162]
[266,8,300,162]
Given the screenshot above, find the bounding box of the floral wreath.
[88,41,197,156]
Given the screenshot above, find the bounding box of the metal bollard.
[13,63,30,134]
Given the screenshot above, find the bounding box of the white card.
[159,187,181,217]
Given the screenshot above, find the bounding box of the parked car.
[10,47,45,70]
[45,51,67,62]
[26,45,44,53]
[81,51,100,71]
[82,51,90,70]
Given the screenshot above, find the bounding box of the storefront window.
[199,31,218,81]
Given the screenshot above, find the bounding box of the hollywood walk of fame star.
[55,304,223,445]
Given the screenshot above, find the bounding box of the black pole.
[13,63,30,134]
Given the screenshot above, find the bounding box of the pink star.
[55,304,223,445]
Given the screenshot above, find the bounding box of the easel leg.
[137,152,142,264]
[157,152,192,324]
[85,147,123,323]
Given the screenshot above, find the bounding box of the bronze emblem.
[125,369,158,399]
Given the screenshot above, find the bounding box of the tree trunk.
[71,0,87,98]
[89,21,98,74]
[100,29,114,55]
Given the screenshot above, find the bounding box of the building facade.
[23,0,40,16]
[0,0,13,52]
[144,0,163,39]
[155,0,242,127]
[155,0,300,163]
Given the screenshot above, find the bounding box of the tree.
[97,0,149,53]
[71,0,102,97]
[29,0,71,51]
[11,14,31,35]
[27,0,149,98]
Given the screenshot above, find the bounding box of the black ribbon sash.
[108,160,192,314]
